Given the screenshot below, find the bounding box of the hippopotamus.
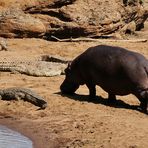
[60,45,148,113]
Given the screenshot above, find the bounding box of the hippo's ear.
[65,62,72,74]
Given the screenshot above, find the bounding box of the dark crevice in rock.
[44,27,89,40]
[123,13,137,24]
[136,23,144,31]
[123,0,144,6]
[135,11,148,31]
[27,9,72,22]
[24,0,76,12]
[47,0,76,9]
[12,30,44,38]
[123,0,128,5]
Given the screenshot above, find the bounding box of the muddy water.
[0,125,32,148]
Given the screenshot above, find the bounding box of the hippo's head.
[60,62,79,94]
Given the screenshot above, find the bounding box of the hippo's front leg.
[108,94,117,104]
[86,83,96,100]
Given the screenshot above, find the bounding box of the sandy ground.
[0,25,148,148]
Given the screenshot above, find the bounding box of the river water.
[0,125,33,148]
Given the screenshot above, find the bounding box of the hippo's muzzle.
[60,81,79,95]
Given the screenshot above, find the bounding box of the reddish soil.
[0,24,148,148]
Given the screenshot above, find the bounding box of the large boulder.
[0,0,147,39]
[0,7,46,38]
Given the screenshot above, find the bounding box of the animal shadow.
[56,92,147,114]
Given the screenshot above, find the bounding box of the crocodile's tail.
[23,90,47,109]
[34,99,47,109]
[25,96,47,109]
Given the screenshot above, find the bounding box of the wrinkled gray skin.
[60,45,148,113]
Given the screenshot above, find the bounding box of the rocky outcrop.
[0,0,147,39]
[0,7,46,38]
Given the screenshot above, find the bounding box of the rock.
[120,21,136,34]
[0,7,46,38]
[0,0,147,39]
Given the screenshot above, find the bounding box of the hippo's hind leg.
[139,90,148,113]
[108,94,116,104]
[136,89,148,113]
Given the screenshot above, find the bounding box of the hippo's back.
[78,45,144,64]
[76,45,147,71]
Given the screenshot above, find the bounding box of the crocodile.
[0,55,68,77]
[0,87,47,109]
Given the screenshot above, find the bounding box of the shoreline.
[0,116,44,148]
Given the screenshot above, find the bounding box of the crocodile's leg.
[14,93,25,101]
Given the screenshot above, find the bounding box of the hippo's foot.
[88,95,97,102]
[139,100,148,114]
[137,90,148,114]
[107,94,117,105]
